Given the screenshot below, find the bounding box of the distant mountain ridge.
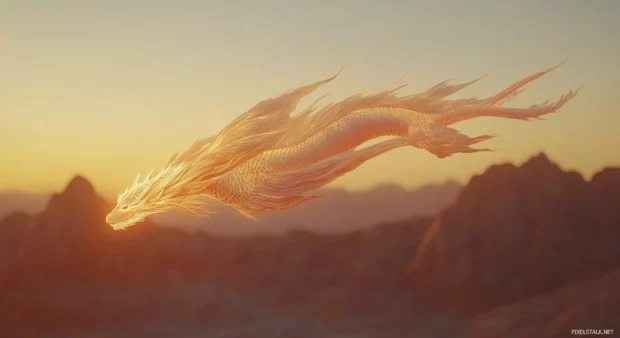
[1,179,461,236]
[153,180,461,235]
[408,153,620,317]
[0,191,48,222]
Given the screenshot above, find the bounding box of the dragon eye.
[120,205,129,211]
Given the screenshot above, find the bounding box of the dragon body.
[106,62,581,230]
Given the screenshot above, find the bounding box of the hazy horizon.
[0,171,461,202]
[3,0,620,198]
[0,151,600,200]
[0,169,462,235]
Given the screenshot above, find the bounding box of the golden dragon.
[106,61,581,230]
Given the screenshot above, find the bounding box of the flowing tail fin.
[440,85,582,126]
[485,59,568,107]
[465,86,583,121]
[413,124,496,158]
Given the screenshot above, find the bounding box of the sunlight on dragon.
[106,61,582,230]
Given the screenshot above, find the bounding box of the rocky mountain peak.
[62,175,96,197]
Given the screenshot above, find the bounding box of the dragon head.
[106,137,220,231]
[106,165,208,230]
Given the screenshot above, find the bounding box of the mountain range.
[0,153,618,337]
[0,180,461,236]
[0,191,47,223]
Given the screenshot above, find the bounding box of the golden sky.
[2,1,619,199]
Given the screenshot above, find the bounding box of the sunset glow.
[2,1,619,200]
